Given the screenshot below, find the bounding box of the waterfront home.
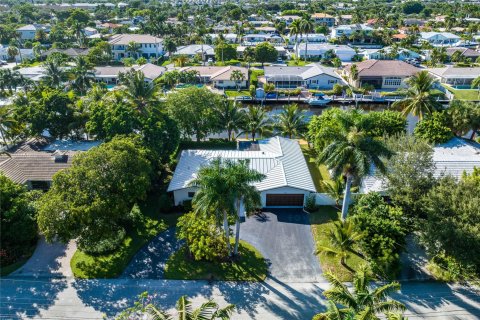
[427,66,480,87]
[361,47,420,61]
[263,64,344,89]
[168,137,316,210]
[344,60,420,90]
[172,44,215,61]
[108,34,163,61]
[94,63,166,84]
[294,43,356,61]
[419,32,461,47]
[179,66,248,89]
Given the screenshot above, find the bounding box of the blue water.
[452,85,473,89]
[106,84,116,90]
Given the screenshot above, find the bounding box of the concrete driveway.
[240,209,322,283]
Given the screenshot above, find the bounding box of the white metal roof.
[167,137,316,193]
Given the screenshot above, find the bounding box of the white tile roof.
[361,137,480,193]
[167,137,316,193]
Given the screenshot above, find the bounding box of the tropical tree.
[173,54,189,67]
[42,58,67,88]
[322,178,347,207]
[472,76,480,99]
[316,220,364,272]
[126,41,141,59]
[275,104,307,139]
[215,100,245,141]
[315,265,405,319]
[349,64,359,84]
[70,56,95,95]
[318,122,392,220]
[300,17,314,62]
[118,69,159,114]
[290,19,302,59]
[0,106,17,146]
[392,70,441,120]
[117,292,235,320]
[7,46,19,64]
[163,37,177,59]
[240,105,271,141]
[230,69,245,91]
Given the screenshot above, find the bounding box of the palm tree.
[322,178,346,207]
[316,220,364,272]
[216,100,245,141]
[126,41,141,59]
[243,46,255,68]
[240,105,271,141]
[349,64,359,85]
[392,70,441,120]
[0,106,17,147]
[7,46,19,64]
[32,42,44,59]
[300,17,314,62]
[290,19,302,60]
[163,37,177,59]
[472,76,480,99]
[173,55,189,67]
[70,56,95,95]
[43,58,67,87]
[230,69,245,91]
[118,69,159,114]
[318,264,406,319]
[319,124,392,220]
[275,104,307,139]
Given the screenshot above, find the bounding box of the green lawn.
[164,240,267,281]
[224,90,250,97]
[287,60,309,66]
[310,206,366,282]
[71,193,181,278]
[300,142,332,192]
[161,59,172,66]
[444,86,480,101]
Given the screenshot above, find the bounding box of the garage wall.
[261,187,311,208]
[173,187,197,206]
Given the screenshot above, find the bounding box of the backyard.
[443,85,480,101]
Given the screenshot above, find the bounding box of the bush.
[176,212,228,262]
[277,88,301,96]
[414,111,453,143]
[304,194,318,213]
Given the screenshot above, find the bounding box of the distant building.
[331,24,373,39]
[16,24,48,41]
[286,33,327,48]
[294,43,356,61]
[179,66,248,89]
[94,63,166,84]
[445,47,480,61]
[242,34,283,46]
[427,66,480,87]
[420,32,461,47]
[344,60,420,90]
[108,34,163,61]
[361,47,420,61]
[311,13,335,27]
[263,64,344,89]
[172,44,215,61]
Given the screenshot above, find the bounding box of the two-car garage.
[265,193,305,207]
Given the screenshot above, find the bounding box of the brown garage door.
[266,194,304,207]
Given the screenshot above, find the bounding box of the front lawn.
[71,193,181,278]
[164,240,267,281]
[224,90,250,97]
[300,142,332,192]
[310,206,366,281]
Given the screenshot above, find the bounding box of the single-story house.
[17,66,47,81]
[94,63,166,84]
[0,46,34,62]
[83,27,98,37]
[361,47,420,61]
[427,66,480,87]
[172,44,215,61]
[179,66,248,89]
[344,59,420,89]
[206,33,238,43]
[242,34,283,45]
[445,47,480,61]
[0,139,100,190]
[361,138,480,193]
[294,43,356,61]
[167,137,316,211]
[286,33,327,48]
[236,45,287,59]
[264,64,344,89]
[419,32,461,47]
[41,48,90,59]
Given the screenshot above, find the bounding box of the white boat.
[307,96,332,106]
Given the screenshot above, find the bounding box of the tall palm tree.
[118,69,159,114]
[230,69,245,91]
[290,19,302,60]
[7,46,19,64]
[163,37,177,59]
[472,75,480,99]
[216,100,245,141]
[240,105,271,141]
[43,58,67,87]
[392,70,441,120]
[316,220,364,272]
[319,124,392,220]
[300,17,314,62]
[70,56,95,95]
[318,264,406,319]
[322,178,346,207]
[0,106,17,147]
[173,54,189,67]
[275,104,307,139]
[126,41,141,59]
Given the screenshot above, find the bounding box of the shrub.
[176,212,228,262]
[304,194,318,213]
[414,111,453,143]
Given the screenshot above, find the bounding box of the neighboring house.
[179,66,248,89]
[206,33,238,43]
[83,27,98,37]
[0,139,100,190]
[16,24,48,41]
[0,45,34,62]
[337,15,353,24]
[108,34,163,61]
[420,32,461,47]
[330,24,373,39]
[264,64,344,89]
[286,33,327,48]
[361,138,480,194]
[361,47,420,61]
[242,34,283,45]
[445,47,480,61]
[168,137,316,210]
[172,44,215,61]
[344,59,420,89]
[16,66,46,81]
[236,45,287,59]
[94,63,166,84]
[276,15,302,25]
[427,66,480,87]
[311,13,335,27]
[41,48,90,59]
[294,43,356,61]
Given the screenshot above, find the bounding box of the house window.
[188,192,195,198]
[384,77,402,86]
[328,80,337,84]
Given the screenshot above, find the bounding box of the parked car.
[0,60,7,66]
